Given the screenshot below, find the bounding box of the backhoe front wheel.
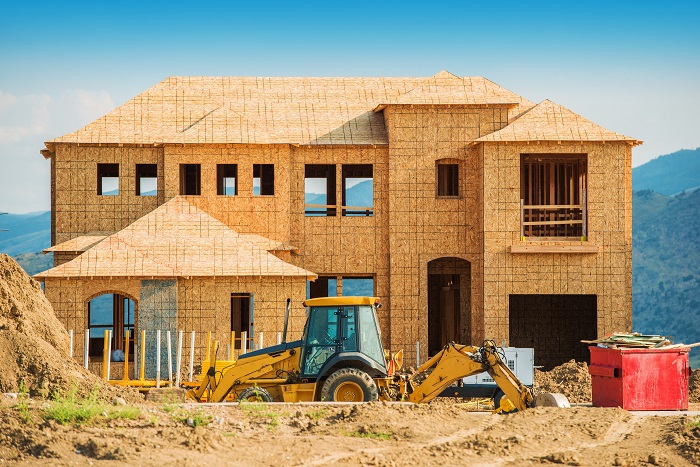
[237,387,273,402]
[321,368,378,402]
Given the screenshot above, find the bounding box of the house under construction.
[36,71,640,371]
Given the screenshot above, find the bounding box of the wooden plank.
[509,244,599,254]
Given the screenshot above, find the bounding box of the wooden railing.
[305,203,373,217]
[520,192,587,239]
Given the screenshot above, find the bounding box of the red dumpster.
[589,346,690,410]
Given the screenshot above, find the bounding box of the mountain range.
[2,149,699,366]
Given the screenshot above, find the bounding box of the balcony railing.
[520,192,587,240]
[305,204,373,217]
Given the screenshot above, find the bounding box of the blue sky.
[1,0,698,213]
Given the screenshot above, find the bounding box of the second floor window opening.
[520,154,588,239]
[437,162,459,197]
[305,164,336,216]
[179,164,201,195]
[342,164,373,216]
[253,164,275,196]
[97,163,119,196]
[135,164,157,196]
[217,164,238,196]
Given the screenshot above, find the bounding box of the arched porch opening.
[86,291,138,359]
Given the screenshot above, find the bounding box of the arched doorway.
[87,293,136,358]
[428,257,471,356]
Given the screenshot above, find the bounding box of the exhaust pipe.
[282,298,291,344]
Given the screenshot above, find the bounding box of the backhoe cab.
[186,297,569,411]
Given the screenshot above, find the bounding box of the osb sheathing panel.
[481,141,632,344]
[384,106,496,362]
[163,145,292,244]
[43,277,142,359]
[178,276,307,366]
[53,144,164,245]
[43,276,306,370]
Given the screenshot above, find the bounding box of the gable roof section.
[47,73,531,147]
[375,74,526,107]
[34,197,315,280]
[474,99,641,144]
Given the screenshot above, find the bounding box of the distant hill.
[13,251,53,276]
[632,148,700,195]
[632,188,700,367]
[0,211,51,256]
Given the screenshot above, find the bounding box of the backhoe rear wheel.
[321,368,378,402]
[237,387,273,402]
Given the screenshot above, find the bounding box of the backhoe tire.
[237,387,273,402]
[321,368,378,402]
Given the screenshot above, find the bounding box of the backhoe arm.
[406,341,533,411]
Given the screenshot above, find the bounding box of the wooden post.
[156,330,161,389]
[102,329,109,380]
[139,330,146,382]
[176,330,183,388]
[205,331,212,363]
[188,331,195,382]
[84,330,89,369]
[69,330,73,358]
[166,331,173,384]
[122,330,130,381]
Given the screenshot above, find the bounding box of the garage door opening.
[509,294,597,370]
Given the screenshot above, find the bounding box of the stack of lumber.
[582,332,700,349]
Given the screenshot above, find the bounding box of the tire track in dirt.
[301,413,499,466]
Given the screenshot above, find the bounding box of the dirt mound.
[535,359,592,403]
[0,254,140,402]
[690,369,700,403]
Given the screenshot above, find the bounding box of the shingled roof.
[474,99,641,144]
[46,72,533,147]
[35,197,315,280]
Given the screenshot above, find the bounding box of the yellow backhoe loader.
[187,297,569,411]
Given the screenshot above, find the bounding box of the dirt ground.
[1,396,699,466]
[2,253,700,465]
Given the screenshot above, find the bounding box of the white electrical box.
[462,347,534,386]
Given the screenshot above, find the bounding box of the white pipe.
[166,330,173,384]
[176,330,183,388]
[277,332,282,345]
[416,341,420,367]
[188,331,195,382]
[69,330,73,358]
[156,329,161,388]
[83,329,89,369]
[241,331,247,354]
[259,332,263,350]
[106,330,112,380]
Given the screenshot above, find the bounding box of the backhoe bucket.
[533,392,571,408]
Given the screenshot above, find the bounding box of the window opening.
[253,164,274,195]
[437,163,459,197]
[520,155,587,238]
[179,164,201,195]
[342,164,373,216]
[341,277,374,296]
[217,164,238,196]
[306,276,338,299]
[305,164,336,216]
[135,164,157,196]
[97,163,119,196]
[87,294,135,359]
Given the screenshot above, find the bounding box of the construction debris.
[582,332,700,349]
